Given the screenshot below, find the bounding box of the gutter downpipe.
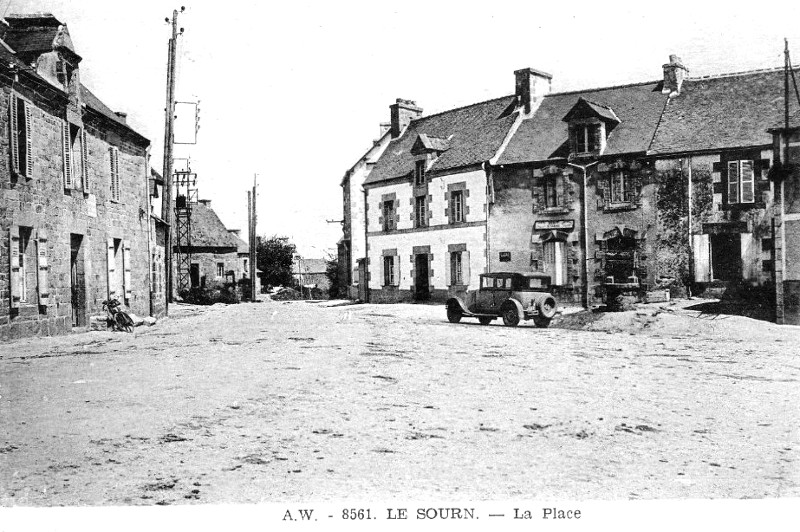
[567,160,598,308]
[363,186,370,303]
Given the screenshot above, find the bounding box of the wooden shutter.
[123,240,132,300]
[445,252,452,286]
[690,235,709,281]
[62,121,73,189]
[740,160,755,203]
[379,255,384,287]
[109,147,120,201]
[23,102,32,178]
[392,256,399,286]
[81,129,90,192]
[9,227,21,309]
[107,237,116,299]
[9,95,19,174]
[462,251,471,287]
[36,229,49,306]
[727,161,740,204]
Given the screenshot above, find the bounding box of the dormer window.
[415,160,426,186]
[575,124,600,154]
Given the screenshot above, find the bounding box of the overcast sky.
[6,0,800,256]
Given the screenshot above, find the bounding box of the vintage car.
[445,272,557,328]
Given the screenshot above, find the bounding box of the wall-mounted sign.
[499,252,511,262]
[534,219,574,231]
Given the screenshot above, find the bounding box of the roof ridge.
[685,65,799,81]
[410,94,515,123]
[548,79,662,97]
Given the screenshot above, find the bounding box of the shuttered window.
[9,227,22,307]
[450,190,465,222]
[9,95,32,178]
[544,176,560,208]
[62,121,73,189]
[36,229,49,306]
[450,252,463,285]
[727,160,755,204]
[415,196,427,228]
[81,129,90,192]
[109,147,121,202]
[383,255,397,286]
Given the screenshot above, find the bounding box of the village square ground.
[0,299,799,505]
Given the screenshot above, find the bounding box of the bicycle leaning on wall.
[102,298,134,333]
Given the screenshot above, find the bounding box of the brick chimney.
[515,67,552,115]
[662,54,689,96]
[389,99,423,138]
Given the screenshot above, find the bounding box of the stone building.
[339,124,391,300]
[175,199,243,290]
[1,14,153,339]
[345,55,800,321]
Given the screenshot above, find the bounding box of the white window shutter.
[123,240,132,300]
[379,256,384,287]
[393,256,399,286]
[81,129,90,192]
[23,102,32,178]
[445,252,452,287]
[463,250,471,287]
[107,237,116,299]
[9,226,21,309]
[692,234,711,282]
[740,160,755,203]
[9,95,19,174]
[727,161,739,204]
[36,229,49,306]
[62,121,73,189]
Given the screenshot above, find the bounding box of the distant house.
[228,228,261,294]
[292,257,330,294]
[174,199,241,291]
[0,13,155,339]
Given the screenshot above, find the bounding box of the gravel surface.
[1,300,798,505]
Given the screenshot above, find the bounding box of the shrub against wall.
[654,167,713,288]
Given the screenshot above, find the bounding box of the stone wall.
[0,84,151,340]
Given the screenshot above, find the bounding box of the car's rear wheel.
[502,306,519,327]
[478,316,493,325]
[447,302,462,323]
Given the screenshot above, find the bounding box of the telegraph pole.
[161,7,185,311]
[250,174,258,301]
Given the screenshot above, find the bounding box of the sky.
[5,0,800,257]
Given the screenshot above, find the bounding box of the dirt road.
[1,300,798,505]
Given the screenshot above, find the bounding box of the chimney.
[115,112,127,124]
[198,199,211,206]
[662,54,689,96]
[515,67,553,115]
[389,99,423,138]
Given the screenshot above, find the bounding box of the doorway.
[414,254,430,301]
[190,263,201,288]
[357,258,367,301]
[710,233,742,281]
[70,234,86,327]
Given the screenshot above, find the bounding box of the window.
[544,176,561,208]
[18,228,32,303]
[450,252,463,285]
[415,160,426,186]
[575,124,600,154]
[728,160,755,204]
[109,147,121,202]
[543,240,567,286]
[243,258,248,272]
[9,95,32,178]
[415,196,427,228]
[383,255,397,286]
[450,190,465,223]
[382,200,395,231]
[217,263,224,278]
[62,122,86,190]
[609,171,633,204]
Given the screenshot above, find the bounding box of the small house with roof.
[0,13,155,339]
[176,199,243,291]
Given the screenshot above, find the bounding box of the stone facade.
[0,14,152,340]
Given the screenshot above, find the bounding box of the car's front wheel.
[447,302,463,323]
[501,306,520,327]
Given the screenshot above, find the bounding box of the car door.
[475,276,495,312]
[491,276,512,312]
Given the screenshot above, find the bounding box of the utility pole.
[250,174,258,301]
[161,7,185,311]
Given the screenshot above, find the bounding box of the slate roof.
[232,234,250,254]
[365,95,518,184]
[650,68,800,154]
[182,202,241,250]
[0,13,66,56]
[499,81,667,164]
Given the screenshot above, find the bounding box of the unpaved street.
[1,300,799,505]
